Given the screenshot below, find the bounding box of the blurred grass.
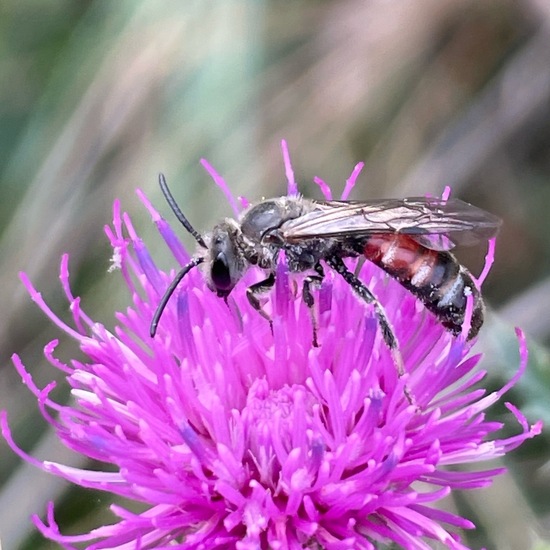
[0,0,549,548]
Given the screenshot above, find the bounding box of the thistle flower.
[2,144,541,550]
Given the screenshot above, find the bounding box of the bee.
[150,174,501,361]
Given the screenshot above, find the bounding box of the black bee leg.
[246,273,276,332]
[326,256,414,405]
[302,263,325,347]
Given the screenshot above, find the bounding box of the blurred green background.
[0,1,549,549]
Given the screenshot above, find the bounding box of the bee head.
[206,221,245,297]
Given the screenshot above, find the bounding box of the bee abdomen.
[362,234,483,339]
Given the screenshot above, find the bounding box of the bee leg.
[326,256,415,405]
[302,263,325,347]
[246,273,276,332]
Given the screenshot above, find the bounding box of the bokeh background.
[1,1,549,549]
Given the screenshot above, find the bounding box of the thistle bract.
[2,144,541,550]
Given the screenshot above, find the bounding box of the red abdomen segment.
[363,234,483,339]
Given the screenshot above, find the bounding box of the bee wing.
[280,198,502,249]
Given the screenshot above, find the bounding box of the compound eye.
[211,254,232,293]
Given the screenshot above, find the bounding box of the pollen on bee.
[108,246,123,272]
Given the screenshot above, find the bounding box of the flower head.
[2,143,541,550]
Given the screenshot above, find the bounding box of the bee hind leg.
[326,256,415,405]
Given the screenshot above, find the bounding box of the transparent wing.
[280,198,502,249]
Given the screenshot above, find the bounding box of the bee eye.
[211,254,232,292]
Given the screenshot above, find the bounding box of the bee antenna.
[150,256,205,337]
[159,173,207,249]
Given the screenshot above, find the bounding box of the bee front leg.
[246,273,276,332]
[326,256,414,405]
[302,263,325,347]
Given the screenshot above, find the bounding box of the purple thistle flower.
[1,143,542,550]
